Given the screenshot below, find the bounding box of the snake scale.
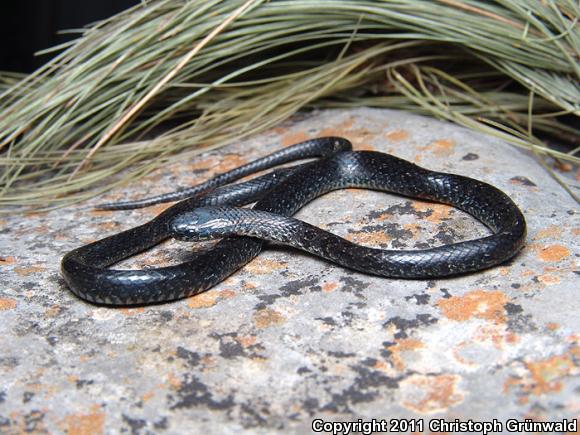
[61,137,526,305]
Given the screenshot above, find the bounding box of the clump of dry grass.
[1,0,578,209]
[0,72,28,94]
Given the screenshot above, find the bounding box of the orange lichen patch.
[24,211,48,219]
[572,228,580,236]
[187,156,216,171]
[509,177,538,188]
[0,256,16,265]
[526,243,547,253]
[201,355,216,367]
[192,154,249,175]
[505,331,519,345]
[0,298,17,310]
[219,289,236,299]
[437,289,508,324]
[54,232,69,241]
[554,160,573,172]
[281,131,310,147]
[546,322,559,331]
[373,360,390,372]
[520,269,536,277]
[45,305,63,317]
[318,117,355,138]
[89,208,115,217]
[498,267,510,276]
[62,406,105,435]
[422,139,455,157]
[167,373,182,390]
[244,258,287,274]
[537,244,570,262]
[349,127,377,145]
[400,374,464,414]
[322,282,339,293]
[222,276,239,286]
[403,223,421,240]
[543,265,563,272]
[236,335,257,348]
[14,265,46,276]
[533,225,562,240]
[411,201,452,223]
[346,230,391,246]
[356,142,377,151]
[119,307,145,316]
[452,341,480,367]
[472,323,519,350]
[385,129,410,142]
[94,221,121,231]
[187,290,219,309]
[253,308,286,328]
[503,375,522,393]
[142,171,164,183]
[9,411,49,434]
[243,281,258,290]
[345,187,366,198]
[373,211,393,222]
[389,338,424,372]
[141,391,155,403]
[504,352,577,400]
[537,274,561,285]
[271,126,286,135]
[526,355,575,395]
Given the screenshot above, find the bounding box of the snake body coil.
[61,137,526,305]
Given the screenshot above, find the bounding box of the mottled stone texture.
[1,109,578,434]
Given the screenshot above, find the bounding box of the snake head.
[169,207,232,242]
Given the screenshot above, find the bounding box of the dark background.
[1,1,140,72]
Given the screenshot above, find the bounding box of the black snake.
[61,137,526,305]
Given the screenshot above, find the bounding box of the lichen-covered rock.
[1,109,578,433]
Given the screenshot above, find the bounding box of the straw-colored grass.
[1,0,578,209]
[0,72,28,94]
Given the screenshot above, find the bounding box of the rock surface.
[1,108,578,434]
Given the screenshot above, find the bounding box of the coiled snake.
[61,137,526,305]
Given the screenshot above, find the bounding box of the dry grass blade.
[0,0,578,210]
[70,0,262,178]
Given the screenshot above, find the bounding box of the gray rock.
[1,108,578,434]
